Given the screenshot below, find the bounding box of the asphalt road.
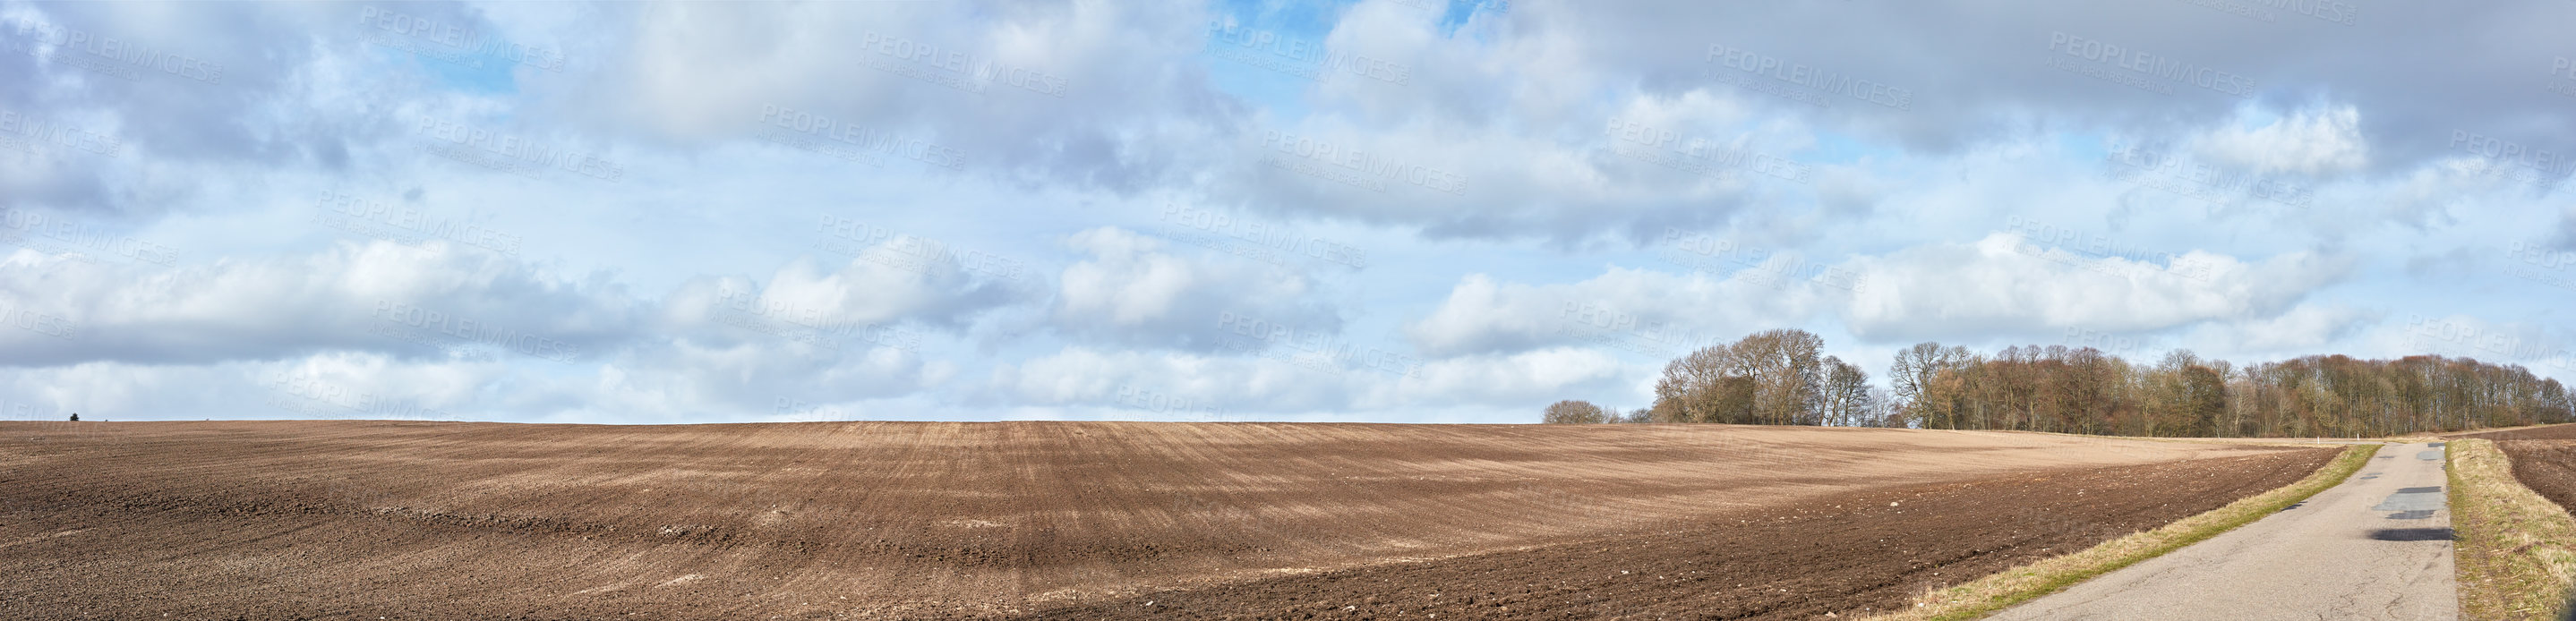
[1991,442,2458,621]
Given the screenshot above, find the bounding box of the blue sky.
[0,0,2570,424]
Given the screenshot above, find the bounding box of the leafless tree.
[1820,357,1873,427]
[1542,400,1610,424]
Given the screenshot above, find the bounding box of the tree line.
[1544,328,2576,438]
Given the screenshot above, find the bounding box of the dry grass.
[2450,438,2576,620]
[1863,444,2375,621]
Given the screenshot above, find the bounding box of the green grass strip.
[2450,438,2576,620]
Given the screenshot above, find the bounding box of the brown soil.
[2452,423,2576,442]
[2448,425,2576,515]
[0,421,2325,619]
[1021,449,2332,620]
[2487,440,2576,516]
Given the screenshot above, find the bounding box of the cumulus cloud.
[1410,233,2358,357]
[1357,346,1630,410]
[1843,234,2352,342]
[665,240,1021,335]
[2181,303,2374,354]
[545,0,1225,193]
[2365,312,2576,377]
[1,0,2569,423]
[0,353,500,421]
[1048,226,1340,351]
[2189,106,2369,175]
[0,242,640,367]
[583,338,952,422]
[1404,267,1832,357]
[985,346,1354,414]
[983,344,1628,416]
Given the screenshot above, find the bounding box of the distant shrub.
[1542,400,1608,424]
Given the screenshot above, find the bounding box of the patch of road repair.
[2374,486,2444,512]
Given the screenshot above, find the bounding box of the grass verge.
[1863,444,2375,621]
[2450,438,2576,620]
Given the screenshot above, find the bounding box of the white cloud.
[1843,234,2352,342]
[2182,303,2373,353]
[0,242,639,366]
[2190,106,2369,175]
[1406,265,1835,357]
[986,346,1353,413]
[1049,226,1339,351]
[1,0,2570,423]
[1359,346,1630,409]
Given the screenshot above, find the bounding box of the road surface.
[1991,441,2457,621]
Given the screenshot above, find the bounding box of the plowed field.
[0,421,2329,619]
[2456,424,2576,516]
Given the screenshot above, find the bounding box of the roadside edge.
[1864,444,2375,621]
[2450,438,2576,620]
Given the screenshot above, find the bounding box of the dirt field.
[0,421,2327,619]
[2457,425,2576,516]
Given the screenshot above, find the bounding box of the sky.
[0,0,2570,424]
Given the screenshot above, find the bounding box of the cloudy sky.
[1,0,2571,424]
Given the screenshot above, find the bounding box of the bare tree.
[1722,329,1825,425]
[1649,330,1831,425]
[1863,387,1902,427]
[1820,357,1873,426]
[1542,400,1610,424]
[1654,345,1732,422]
[1888,342,1968,425]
